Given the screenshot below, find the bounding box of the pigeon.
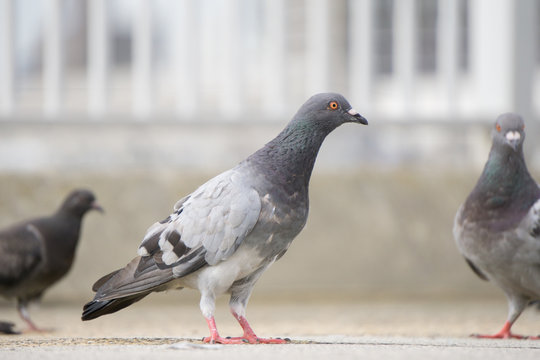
[453,113,540,339]
[0,189,103,333]
[82,93,368,344]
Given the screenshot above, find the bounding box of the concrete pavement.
[0,299,539,359]
[2,336,540,360]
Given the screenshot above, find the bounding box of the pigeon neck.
[464,145,540,230]
[480,145,532,193]
[251,120,332,189]
[56,206,84,221]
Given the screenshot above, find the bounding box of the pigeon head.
[492,113,525,152]
[59,189,103,217]
[249,93,367,190]
[292,93,368,131]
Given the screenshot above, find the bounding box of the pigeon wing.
[138,168,262,277]
[523,197,540,238]
[464,257,489,281]
[0,223,43,288]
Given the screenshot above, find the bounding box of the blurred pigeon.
[0,189,103,333]
[82,93,367,344]
[454,113,540,339]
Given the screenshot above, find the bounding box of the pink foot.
[202,335,249,344]
[243,336,290,344]
[231,311,290,344]
[203,316,252,344]
[472,321,540,340]
[203,315,291,344]
[473,333,540,340]
[224,335,290,344]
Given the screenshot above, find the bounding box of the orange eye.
[496,124,501,132]
[328,101,339,110]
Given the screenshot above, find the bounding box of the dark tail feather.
[95,257,175,301]
[81,256,176,321]
[82,292,150,321]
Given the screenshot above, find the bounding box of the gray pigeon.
[454,113,540,339]
[82,93,367,344]
[0,189,103,334]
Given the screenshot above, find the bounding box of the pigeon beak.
[347,108,368,125]
[91,201,105,213]
[505,131,521,151]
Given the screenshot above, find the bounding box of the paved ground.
[0,298,539,359]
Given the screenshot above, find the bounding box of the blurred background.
[0,0,539,308]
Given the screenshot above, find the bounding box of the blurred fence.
[0,0,539,123]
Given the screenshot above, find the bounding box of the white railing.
[0,0,14,116]
[0,0,538,122]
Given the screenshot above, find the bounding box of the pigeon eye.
[496,124,501,132]
[328,101,339,110]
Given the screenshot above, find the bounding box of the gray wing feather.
[0,224,43,287]
[139,168,262,268]
[94,256,175,301]
[516,198,540,238]
[527,198,540,238]
[465,257,489,281]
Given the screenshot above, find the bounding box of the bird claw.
[257,337,291,344]
[241,336,290,344]
[203,315,289,344]
[202,335,250,344]
[202,335,290,344]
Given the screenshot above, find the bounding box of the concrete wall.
[0,168,503,306]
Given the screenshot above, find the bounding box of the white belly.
[178,245,265,296]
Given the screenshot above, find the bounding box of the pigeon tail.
[82,256,177,321]
[81,293,150,320]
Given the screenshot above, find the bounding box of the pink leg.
[230,311,290,344]
[17,303,46,333]
[472,321,539,340]
[202,316,246,344]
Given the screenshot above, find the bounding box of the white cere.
[505,131,521,141]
